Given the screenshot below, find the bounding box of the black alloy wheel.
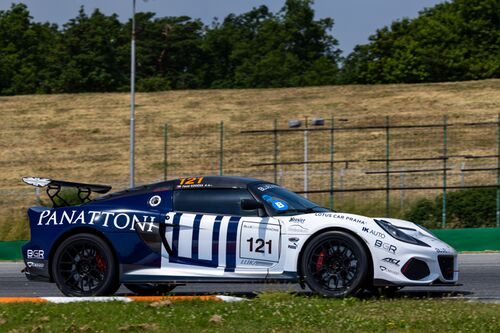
[124,283,177,296]
[301,231,368,297]
[52,233,119,296]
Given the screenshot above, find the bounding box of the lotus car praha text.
[21,176,458,297]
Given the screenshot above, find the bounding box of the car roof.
[94,176,271,201]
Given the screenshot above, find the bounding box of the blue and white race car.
[21,176,458,297]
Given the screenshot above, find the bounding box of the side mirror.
[241,199,264,210]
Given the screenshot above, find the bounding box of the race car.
[21,176,458,297]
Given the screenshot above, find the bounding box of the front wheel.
[52,233,119,296]
[300,231,369,297]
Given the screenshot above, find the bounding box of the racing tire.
[300,231,369,298]
[124,283,177,296]
[52,233,119,296]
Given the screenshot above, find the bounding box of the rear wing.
[22,177,112,207]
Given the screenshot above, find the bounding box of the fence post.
[442,115,448,229]
[460,162,465,187]
[330,116,335,210]
[497,114,500,228]
[163,123,168,180]
[274,119,278,184]
[385,116,390,217]
[304,116,309,198]
[400,168,405,211]
[340,168,345,202]
[219,121,224,176]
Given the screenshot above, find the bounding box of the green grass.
[1,294,499,332]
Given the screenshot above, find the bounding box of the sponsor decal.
[37,210,158,232]
[374,239,397,254]
[345,216,367,225]
[257,184,279,192]
[261,194,288,211]
[27,249,44,259]
[271,200,288,211]
[381,257,400,266]
[240,222,280,263]
[362,227,385,238]
[176,177,212,189]
[148,195,161,207]
[239,259,271,266]
[314,213,366,224]
[289,217,305,223]
[435,247,449,254]
[288,237,299,249]
[379,266,399,275]
[176,183,212,189]
[27,262,45,269]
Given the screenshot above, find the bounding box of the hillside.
[1,79,500,239]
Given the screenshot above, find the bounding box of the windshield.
[249,183,330,216]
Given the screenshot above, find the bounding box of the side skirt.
[122,271,299,284]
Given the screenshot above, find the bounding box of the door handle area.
[159,222,174,256]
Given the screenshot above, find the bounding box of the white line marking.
[216,295,246,302]
[42,297,132,303]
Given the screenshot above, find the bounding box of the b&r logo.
[374,240,397,254]
[27,249,44,259]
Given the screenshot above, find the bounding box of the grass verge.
[0,293,499,332]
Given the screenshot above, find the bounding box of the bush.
[405,188,496,228]
[0,209,29,241]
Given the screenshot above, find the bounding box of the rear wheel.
[125,283,176,295]
[300,231,369,297]
[52,233,119,296]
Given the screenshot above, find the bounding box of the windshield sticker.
[262,195,272,201]
[257,184,279,192]
[271,200,289,211]
[176,177,213,189]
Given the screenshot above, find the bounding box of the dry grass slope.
[0,79,499,238]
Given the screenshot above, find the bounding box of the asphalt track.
[1,253,499,300]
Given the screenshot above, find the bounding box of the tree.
[0,1,344,94]
[126,13,206,91]
[341,0,500,84]
[55,7,128,92]
[204,0,341,88]
[0,4,59,94]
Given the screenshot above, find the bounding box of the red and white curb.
[0,295,245,303]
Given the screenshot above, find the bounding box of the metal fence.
[160,114,500,228]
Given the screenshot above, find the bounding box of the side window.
[173,189,259,216]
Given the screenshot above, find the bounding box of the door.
[161,188,281,273]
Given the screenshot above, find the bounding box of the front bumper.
[23,259,50,282]
[372,231,459,287]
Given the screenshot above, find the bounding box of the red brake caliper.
[316,251,325,272]
[95,254,106,272]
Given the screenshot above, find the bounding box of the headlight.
[416,223,437,238]
[374,219,430,247]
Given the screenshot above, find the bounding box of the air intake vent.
[438,255,454,280]
[401,258,430,280]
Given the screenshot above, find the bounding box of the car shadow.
[116,288,474,300]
